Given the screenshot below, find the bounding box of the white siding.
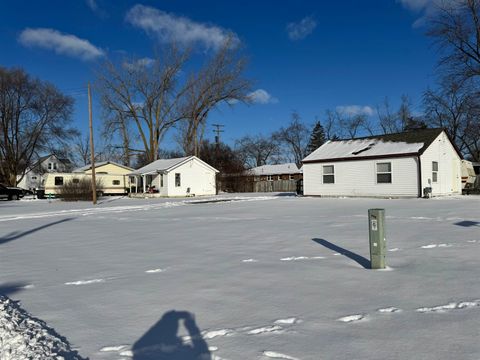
[303,157,419,197]
[165,158,217,197]
[420,132,462,196]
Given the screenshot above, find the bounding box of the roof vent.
[352,143,375,155]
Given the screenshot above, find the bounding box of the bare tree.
[427,0,480,83]
[273,111,310,166]
[180,38,252,156]
[424,80,480,160]
[235,134,281,168]
[72,133,91,166]
[0,67,74,185]
[376,95,414,134]
[96,45,189,165]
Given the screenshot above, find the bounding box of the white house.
[16,154,72,191]
[129,156,219,197]
[302,128,463,198]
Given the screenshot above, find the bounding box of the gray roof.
[248,163,301,176]
[73,161,134,173]
[303,128,448,163]
[130,156,219,175]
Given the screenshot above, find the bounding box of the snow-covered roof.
[73,161,133,173]
[303,128,445,163]
[130,156,219,175]
[248,163,301,176]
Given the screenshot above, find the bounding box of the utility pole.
[88,82,97,205]
[212,123,224,159]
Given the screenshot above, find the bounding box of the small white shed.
[130,156,219,197]
[302,128,463,198]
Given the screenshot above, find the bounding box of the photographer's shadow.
[133,310,211,360]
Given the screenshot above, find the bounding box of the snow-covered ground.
[1,194,479,359]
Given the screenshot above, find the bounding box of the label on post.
[371,219,378,231]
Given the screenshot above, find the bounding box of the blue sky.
[0,0,439,149]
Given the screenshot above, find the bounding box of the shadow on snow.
[132,310,211,360]
[312,238,371,269]
[0,218,74,245]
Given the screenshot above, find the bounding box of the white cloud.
[18,28,105,61]
[123,57,155,70]
[247,89,278,104]
[286,16,317,41]
[86,0,99,12]
[336,105,374,116]
[125,4,239,50]
[85,0,107,17]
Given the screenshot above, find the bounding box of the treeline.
[1,1,479,186]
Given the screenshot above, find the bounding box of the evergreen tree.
[306,121,326,155]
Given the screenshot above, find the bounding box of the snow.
[303,138,425,162]
[1,193,480,359]
[0,296,85,359]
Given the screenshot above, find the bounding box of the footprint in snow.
[274,317,301,325]
[64,279,105,286]
[337,314,366,323]
[247,325,283,335]
[99,345,129,352]
[416,300,480,313]
[263,350,300,360]
[377,307,401,313]
[242,258,258,263]
[280,256,325,261]
[420,243,452,249]
[145,268,164,273]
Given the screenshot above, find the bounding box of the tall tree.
[305,120,326,155]
[424,80,480,160]
[97,45,189,165]
[0,67,74,185]
[235,134,280,168]
[427,0,480,83]
[179,38,252,156]
[273,111,310,166]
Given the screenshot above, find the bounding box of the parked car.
[0,184,25,200]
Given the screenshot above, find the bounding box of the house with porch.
[302,128,463,198]
[129,156,219,197]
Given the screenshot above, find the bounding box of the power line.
[212,123,224,145]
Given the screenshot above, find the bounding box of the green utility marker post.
[368,208,386,269]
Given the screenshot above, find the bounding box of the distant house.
[16,154,72,191]
[247,163,302,192]
[302,128,463,198]
[43,161,134,196]
[73,161,133,175]
[129,156,219,197]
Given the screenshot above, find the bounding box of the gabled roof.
[130,156,219,175]
[248,163,301,176]
[303,128,448,163]
[73,161,134,173]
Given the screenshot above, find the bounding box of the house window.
[376,162,392,183]
[113,180,120,185]
[175,173,181,187]
[267,175,273,181]
[53,163,57,170]
[31,176,37,180]
[160,174,164,187]
[48,163,53,170]
[432,161,438,182]
[323,165,335,184]
[72,178,80,184]
[289,174,294,180]
[54,176,63,186]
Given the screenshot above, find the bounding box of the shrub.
[57,177,104,201]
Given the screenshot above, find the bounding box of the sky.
[0,0,441,150]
